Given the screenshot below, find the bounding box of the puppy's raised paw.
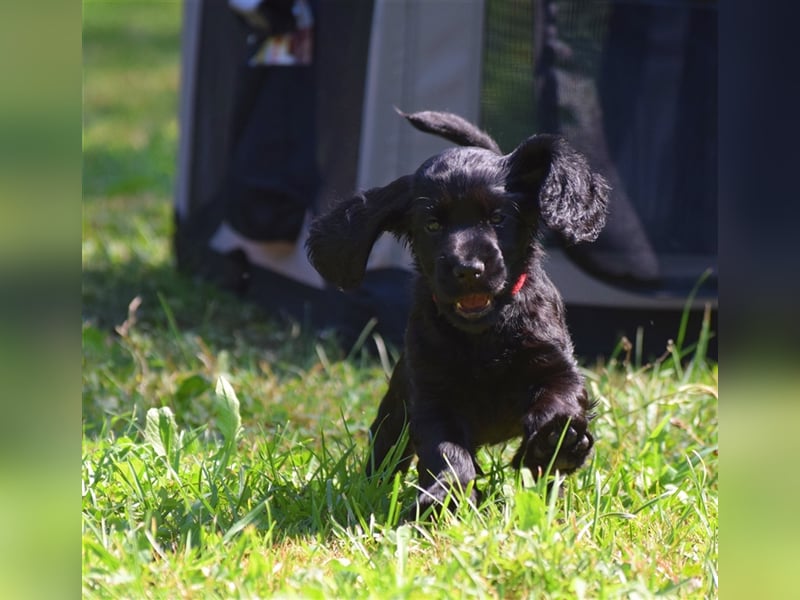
[514,416,594,477]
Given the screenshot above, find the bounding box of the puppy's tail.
[396,108,502,154]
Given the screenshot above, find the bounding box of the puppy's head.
[406,147,530,331]
[307,121,608,332]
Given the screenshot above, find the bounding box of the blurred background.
[169,0,718,360]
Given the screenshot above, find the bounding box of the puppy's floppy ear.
[306,175,413,290]
[505,135,609,243]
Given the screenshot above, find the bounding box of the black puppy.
[307,110,609,513]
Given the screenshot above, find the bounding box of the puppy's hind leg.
[366,358,414,478]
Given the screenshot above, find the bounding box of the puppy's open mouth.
[454,293,494,319]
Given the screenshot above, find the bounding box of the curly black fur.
[306,110,609,515]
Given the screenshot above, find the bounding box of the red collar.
[510,272,527,296]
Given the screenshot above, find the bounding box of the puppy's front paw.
[514,415,594,477]
[411,480,481,520]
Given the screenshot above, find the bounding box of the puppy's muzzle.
[442,258,497,319]
[453,259,485,281]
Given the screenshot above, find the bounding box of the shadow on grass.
[82,255,295,343]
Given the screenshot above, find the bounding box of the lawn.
[82,2,718,597]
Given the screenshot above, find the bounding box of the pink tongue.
[458,294,490,311]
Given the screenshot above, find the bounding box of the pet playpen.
[174,0,717,358]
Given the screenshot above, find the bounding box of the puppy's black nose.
[453,260,485,280]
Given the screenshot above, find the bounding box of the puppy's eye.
[489,211,506,225]
[424,218,442,233]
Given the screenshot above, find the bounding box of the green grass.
[82,3,718,597]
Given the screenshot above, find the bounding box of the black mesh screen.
[480,0,717,290]
[479,0,536,154]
